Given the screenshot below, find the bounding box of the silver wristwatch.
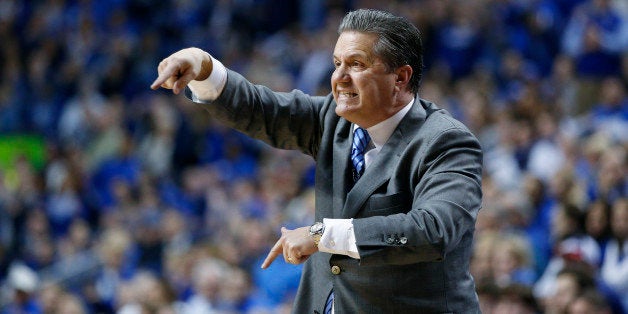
[309,222,325,246]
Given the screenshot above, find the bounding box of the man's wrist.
[188,55,227,102]
[196,51,213,81]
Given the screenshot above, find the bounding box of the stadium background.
[0,0,626,313]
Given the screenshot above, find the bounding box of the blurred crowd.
[0,0,626,313]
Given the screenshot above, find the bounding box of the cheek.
[368,77,396,97]
[330,71,339,87]
[358,79,383,99]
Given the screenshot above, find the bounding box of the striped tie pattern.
[351,127,370,181]
[324,291,334,314]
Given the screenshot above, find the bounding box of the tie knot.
[353,127,370,153]
[351,127,370,181]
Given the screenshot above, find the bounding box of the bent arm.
[353,126,483,266]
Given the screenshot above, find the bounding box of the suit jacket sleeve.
[352,116,483,266]
[186,69,330,158]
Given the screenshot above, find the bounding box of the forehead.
[333,31,379,58]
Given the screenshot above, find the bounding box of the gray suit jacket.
[189,70,483,313]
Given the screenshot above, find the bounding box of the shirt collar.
[354,98,414,149]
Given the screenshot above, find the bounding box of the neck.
[386,92,414,117]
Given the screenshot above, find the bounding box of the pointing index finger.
[261,237,283,269]
[150,62,177,90]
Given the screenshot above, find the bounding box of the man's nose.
[333,67,350,83]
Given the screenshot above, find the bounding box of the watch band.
[310,222,325,246]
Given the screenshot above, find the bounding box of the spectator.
[534,203,601,300]
[55,292,88,314]
[544,265,596,314]
[585,199,613,251]
[1,263,40,314]
[57,77,108,149]
[522,174,555,274]
[600,198,628,311]
[433,2,484,80]
[93,227,134,312]
[492,233,537,287]
[542,54,579,116]
[493,284,540,314]
[116,270,179,313]
[136,95,179,179]
[471,231,500,286]
[593,146,627,204]
[181,257,227,314]
[561,0,628,112]
[589,77,628,143]
[476,281,500,314]
[568,289,613,314]
[562,0,628,78]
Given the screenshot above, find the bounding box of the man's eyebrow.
[333,52,371,62]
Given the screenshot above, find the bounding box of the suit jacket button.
[400,237,408,244]
[331,265,341,275]
[386,237,394,244]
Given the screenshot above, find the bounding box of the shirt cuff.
[188,55,227,102]
[319,218,360,259]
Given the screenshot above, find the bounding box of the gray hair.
[338,9,424,94]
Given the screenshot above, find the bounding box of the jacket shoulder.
[420,99,478,140]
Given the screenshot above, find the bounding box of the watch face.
[311,222,324,234]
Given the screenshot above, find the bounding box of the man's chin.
[335,105,358,121]
[335,104,351,116]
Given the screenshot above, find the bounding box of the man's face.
[331,31,399,128]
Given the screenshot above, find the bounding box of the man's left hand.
[261,226,318,269]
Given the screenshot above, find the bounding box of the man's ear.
[395,65,413,87]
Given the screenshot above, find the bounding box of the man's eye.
[352,61,362,67]
[334,61,341,68]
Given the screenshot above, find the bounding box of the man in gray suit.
[152,9,482,314]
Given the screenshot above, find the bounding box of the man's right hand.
[150,47,213,94]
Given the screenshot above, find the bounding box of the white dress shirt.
[187,56,414,259]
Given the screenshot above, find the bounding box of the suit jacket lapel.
[341,99,428,219]
[332,119,353,218]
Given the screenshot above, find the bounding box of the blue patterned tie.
[324,291,334,314]
[351,127,371,181]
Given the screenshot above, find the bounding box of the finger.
[172,71,196,95]
[150,61,178,90]
[261,237,283,269]
[292,247,306,263]
[151,72,173,90]
[163,76,178,90]
[261,250,280,269]
[283,243,290,264]
[294,254,309,264]
[281,227,292,262]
